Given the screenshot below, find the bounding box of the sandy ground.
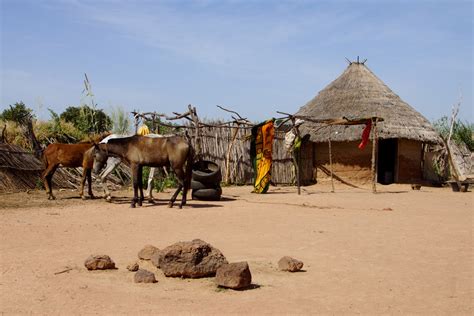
[0,183,472,315]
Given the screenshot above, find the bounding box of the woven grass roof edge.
[295,62,441,144]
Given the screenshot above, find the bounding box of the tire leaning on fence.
[191,160,222,201]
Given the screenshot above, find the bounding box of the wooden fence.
[188,126,309,185]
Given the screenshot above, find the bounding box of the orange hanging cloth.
[358,120,372,150]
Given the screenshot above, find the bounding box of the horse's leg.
[180,167,190,209]
[138,165,143,207]
[169,167,184,208]
[181,149,193,208]
[42,164,58,200]
[87,168,94,199]
[130,164,139,208]
[146,167,155,203]
[79,168,88,200]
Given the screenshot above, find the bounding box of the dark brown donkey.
[93,135,193,208]
[42,134,109,200]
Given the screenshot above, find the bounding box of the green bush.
[433,116,473,151]
[142,166,178,193]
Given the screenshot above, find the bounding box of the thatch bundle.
[297,62,441,144]
[0,143,129,192]
[0,143,76,192]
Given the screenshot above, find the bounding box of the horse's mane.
[79,131,112,144]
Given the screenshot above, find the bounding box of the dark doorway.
[377,139,398,184]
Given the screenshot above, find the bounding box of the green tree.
[60,105,112,134]
[0,102,34,123]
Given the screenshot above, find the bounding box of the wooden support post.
[293,152,301,195]
[289,116,301,195]
[371,118,378,193]
[328,125,335,193]
[188,104,201,160]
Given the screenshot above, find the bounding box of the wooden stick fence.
[130,105,383,190]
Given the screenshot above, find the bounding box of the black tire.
[192,160,222,185]
[191,179,208,190]
[192,187,222,201]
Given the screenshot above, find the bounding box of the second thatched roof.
[296,62,441,143]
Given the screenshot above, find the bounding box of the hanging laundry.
[358,120,372,150]
[250,119,275,193]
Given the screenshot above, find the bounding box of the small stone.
[134,269,157,283]
[215,262,252,289]
[84,254,116,270]
[138,245,160,260]
[127,262,139,272]
[278,256,304,272]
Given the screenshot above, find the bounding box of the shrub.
[433,116,473,151]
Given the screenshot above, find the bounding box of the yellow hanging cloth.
[251,119,275,193]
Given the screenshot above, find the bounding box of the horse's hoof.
[81,195,86,200]
[167,203,173,208]
[105,197,112,202]
[130,204,136,208]
[90,195,95,200]
[178,205,183,209]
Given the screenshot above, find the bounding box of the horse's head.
[92,144,108,174]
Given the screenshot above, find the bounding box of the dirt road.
[1,184,472,314]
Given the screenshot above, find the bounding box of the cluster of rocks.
[84,239,304,290]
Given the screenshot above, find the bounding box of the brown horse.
[93,135,193,208]
[42,134,109,200]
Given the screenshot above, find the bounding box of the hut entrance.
[377,139,398,184]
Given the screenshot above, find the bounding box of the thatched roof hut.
[297,61,441,143]
[294,61,442,185]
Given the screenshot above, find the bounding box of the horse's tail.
[184,137,194,191]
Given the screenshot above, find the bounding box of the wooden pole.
[371,118,378,193]
[328,125,335,193]
[188,104,201,160]
[290,117,301,195]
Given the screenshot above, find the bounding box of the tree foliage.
[60,105,112,134]
[0,102,34,124]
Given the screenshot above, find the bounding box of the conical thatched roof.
[296,62,441,143]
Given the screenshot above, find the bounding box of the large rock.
[215,262,252,289]
[84,254,116,270]
[134,269,157,283]
[278,256,304,272]
[158,239,228,278]
[138,245,160,260]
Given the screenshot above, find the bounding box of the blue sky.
[1,0,472,123]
